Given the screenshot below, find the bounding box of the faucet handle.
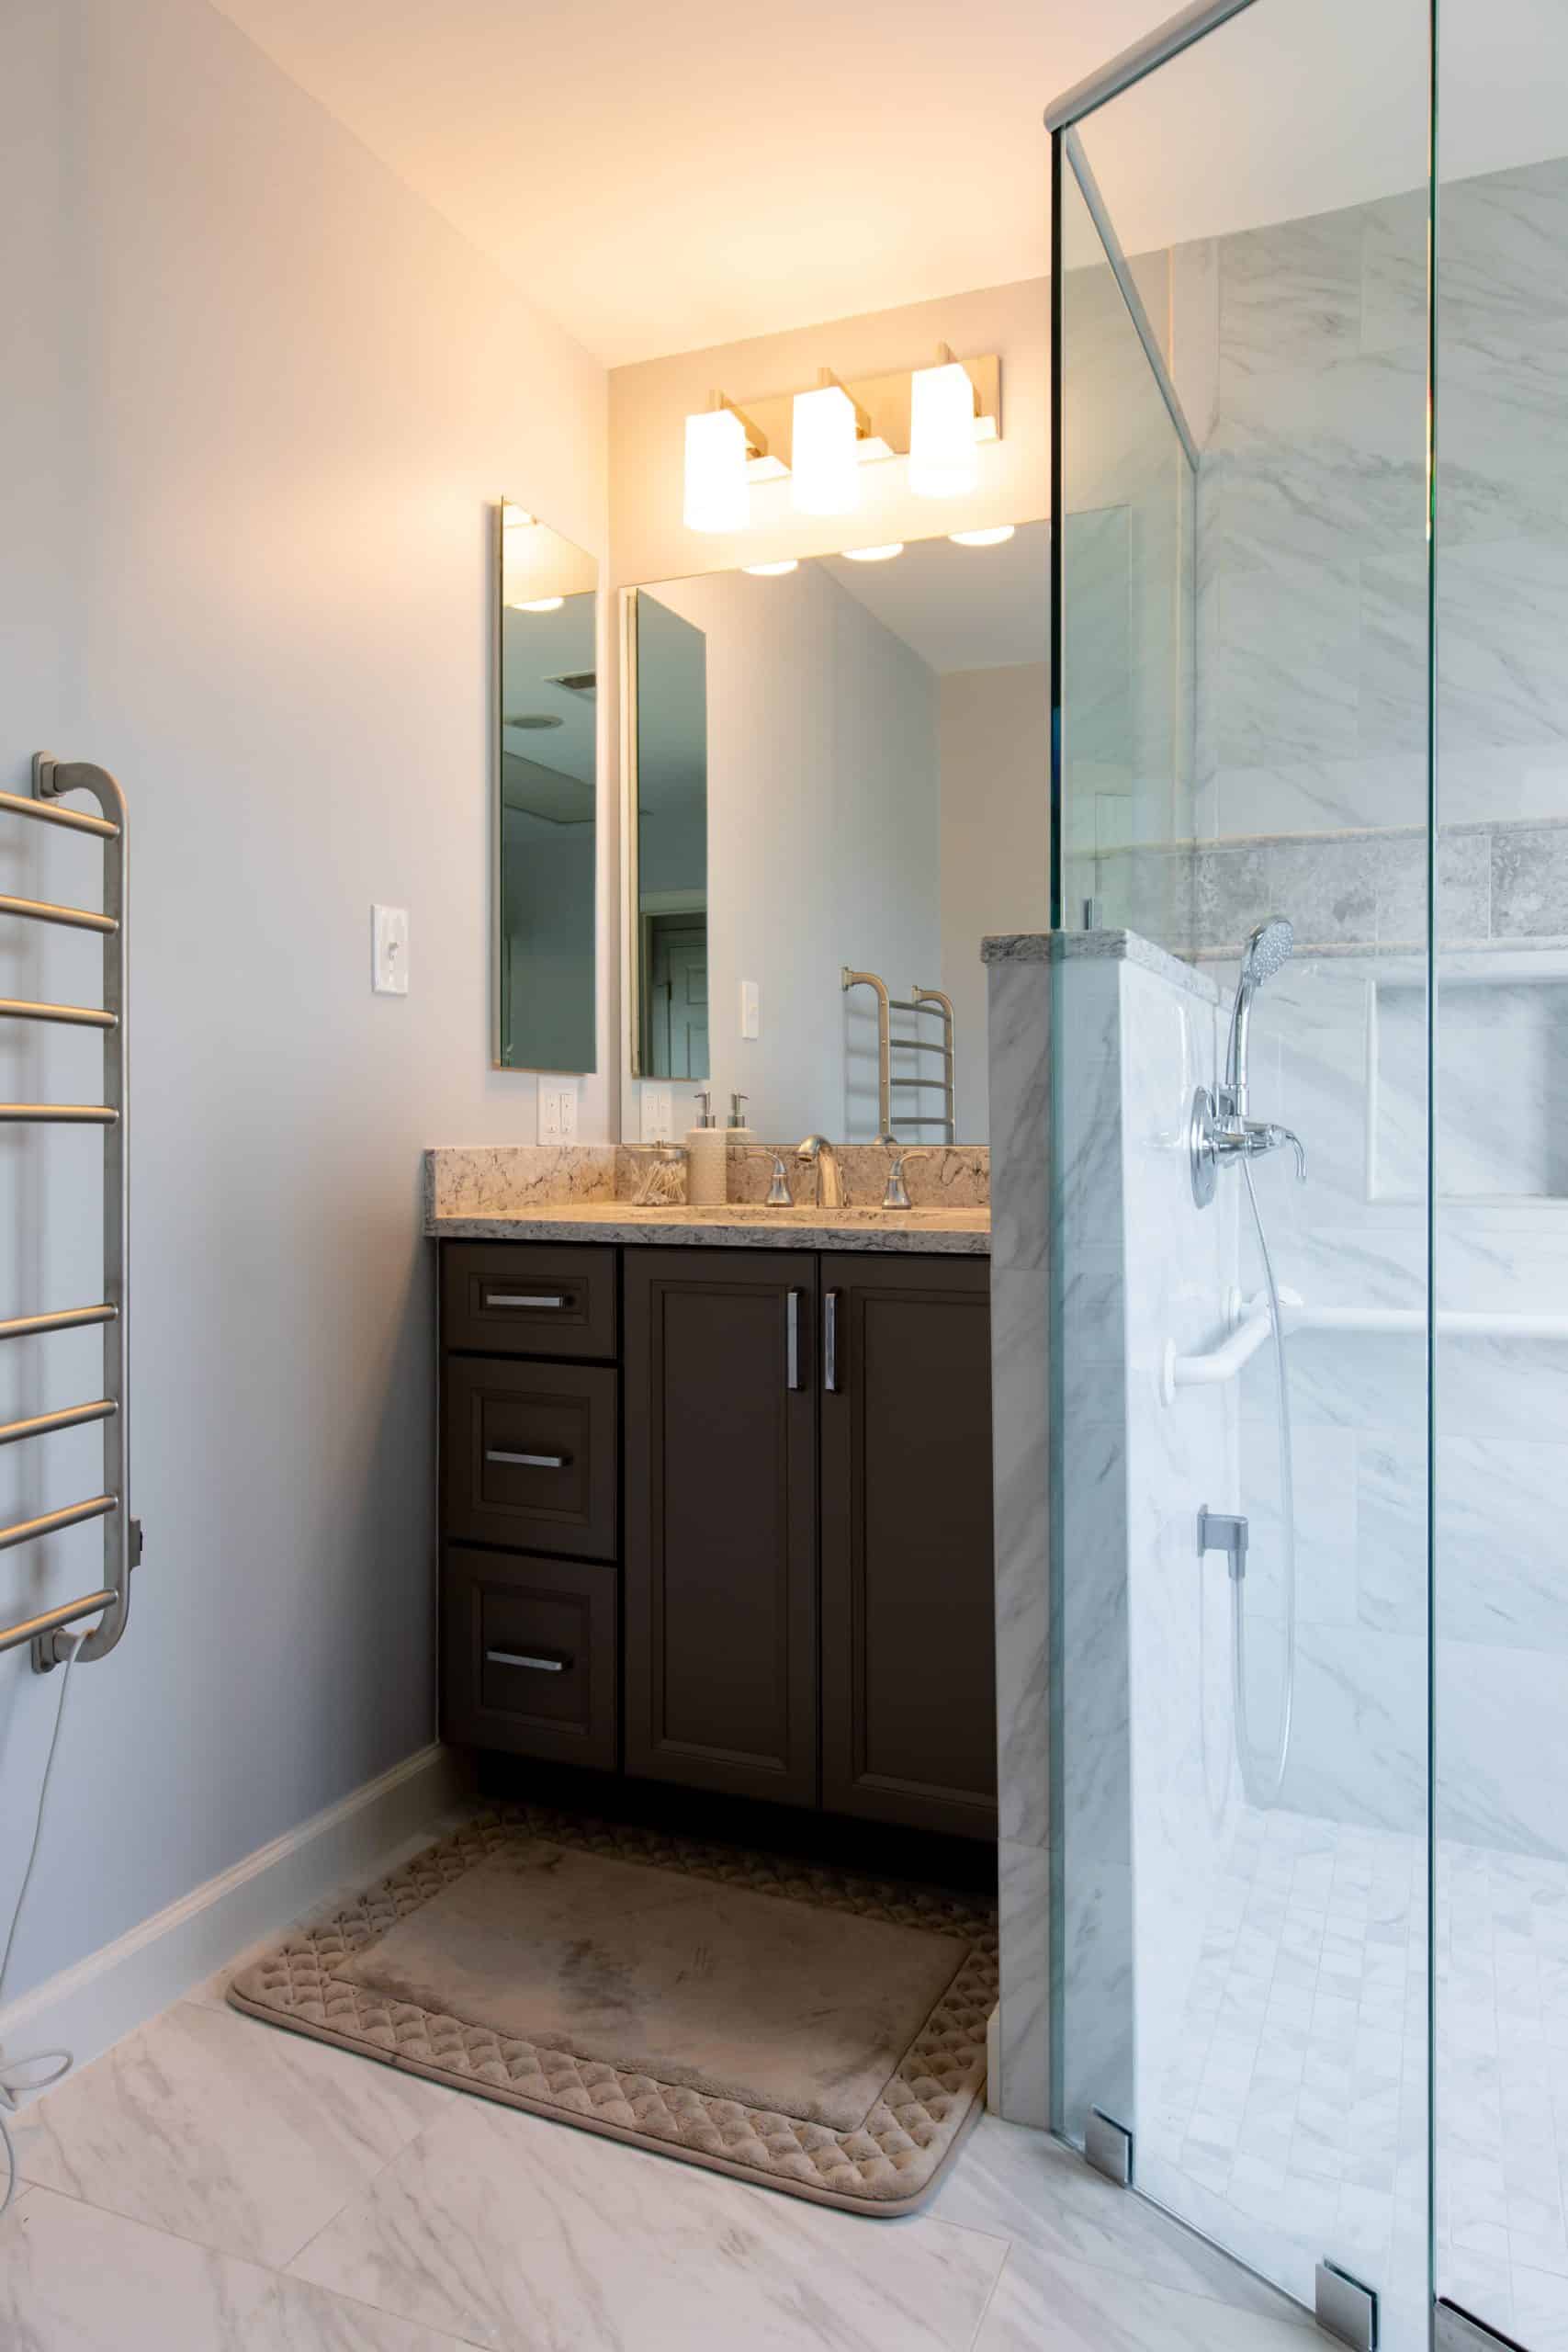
[883,1148,928,1211]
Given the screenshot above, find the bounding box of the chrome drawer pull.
[485,1448,569,1469]
[486,1648,570,1673]
[786,1289,803,1390]
[824,1289,840,1392]
[484,1292,570,1309]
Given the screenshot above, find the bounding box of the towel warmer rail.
[0,753,136,1671]
[841,967,956,1145]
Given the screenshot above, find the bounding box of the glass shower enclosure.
[1048,2,1568,2346]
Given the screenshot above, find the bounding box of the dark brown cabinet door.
[624,1250,818,1806]
[819,1254,997,1839]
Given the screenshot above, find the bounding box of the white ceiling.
[214,0,1568,369]
[823,524,1050,675]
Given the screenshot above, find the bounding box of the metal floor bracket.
[1084,2109,1133,2188]
[1316,2262,1378,2350]
[1435,2301,1529,2351]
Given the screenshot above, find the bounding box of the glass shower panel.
[1052,2,1433,2339]
[1434,6,1568,2344]
[1055,160,1195,951]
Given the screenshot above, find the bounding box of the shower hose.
[1234,1158,1296,1808]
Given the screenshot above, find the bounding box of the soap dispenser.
[684,1088,726,1207]
[725,1092,754,1205]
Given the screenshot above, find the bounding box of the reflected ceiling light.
[743,559,799,576]
[511,594,565,613]
[909,345,980,500]
[842,543,904,562]
[949,525,1016,548]
[505,713,565,729]
[682,394,768,534]
[791,372,868,516]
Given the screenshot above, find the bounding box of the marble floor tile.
[0,2186,277,2349]
[931,2113,1310,2324]
[970,2238,1318,2351]
[291,2095,1007,2351]
[12,1996,454,2270]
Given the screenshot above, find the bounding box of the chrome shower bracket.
[1198,1506,1248,1581]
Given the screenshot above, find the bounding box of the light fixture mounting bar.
[728,353,1001,478]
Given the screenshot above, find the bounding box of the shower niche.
[1372,965,1568,1200]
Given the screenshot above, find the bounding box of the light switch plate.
[640,1084,673,1142]
[372,904,409,995]
[740,978,760,1039]
[540,1080,579,1142]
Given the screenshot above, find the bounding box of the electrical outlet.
[640,1084,673,1141]
[739,978,760,1039]
[371,904,409,995]
[539,1080,578,1142]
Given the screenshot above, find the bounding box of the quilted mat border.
[229,1804,997,2216]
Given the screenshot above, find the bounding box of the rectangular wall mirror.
[494,502,599,1072]
[622,524,1055,1141]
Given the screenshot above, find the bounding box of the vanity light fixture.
[842,544,905,562]
[514,594,566,612]
[949,525,1016,548]
[791,371,871,517]
[742,559,800,576]
[683,393,769,535]
[909,345,982,500]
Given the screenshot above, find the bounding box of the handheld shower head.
[1243,915,1294,986]
[1224,915,1294,1113]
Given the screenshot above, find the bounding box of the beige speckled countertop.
[426,1200,988,1254]
[423,1144,989,1253]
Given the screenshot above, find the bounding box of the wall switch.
[640,1084,673,1142]
[372,904,409,995]
[739,978,760,1040]
[540,1080,578,1142]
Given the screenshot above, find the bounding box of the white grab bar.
[1163,1288,1568,1403]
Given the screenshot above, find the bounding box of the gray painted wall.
[0,0,605,2002]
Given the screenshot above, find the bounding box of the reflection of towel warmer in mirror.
[841,967,955,1147]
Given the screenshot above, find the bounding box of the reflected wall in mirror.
[494,503,599,1072]
[624,524,1062,1142]
[629,590,709,1080]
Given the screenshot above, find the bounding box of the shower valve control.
[1198,1507,1249,1581]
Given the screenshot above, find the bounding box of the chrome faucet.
[882,1148,927,1210]
[1190,917,1308,1207]
[795,1135,841,1209]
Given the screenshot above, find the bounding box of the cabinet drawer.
[444,1358,618,1561]
[442,1545,616,1767]
[441,1242,616,1361]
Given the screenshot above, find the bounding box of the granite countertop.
[427,1200,989,1255]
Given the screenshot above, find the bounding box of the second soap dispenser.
[684,1087,726,1207]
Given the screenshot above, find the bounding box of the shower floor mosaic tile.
[1140,1805,1568,2351]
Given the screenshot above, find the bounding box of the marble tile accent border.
[1079,815,1568,963]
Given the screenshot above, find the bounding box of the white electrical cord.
[0,1630,84,2219]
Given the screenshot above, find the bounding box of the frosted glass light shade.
[791,384,861,516]
[683,407,750,534]
[909,360,979,499]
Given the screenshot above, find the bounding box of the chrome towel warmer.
[841,967,956,1146]
[0,753,136,1673]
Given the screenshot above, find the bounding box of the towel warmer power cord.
[0,1630,84,2217]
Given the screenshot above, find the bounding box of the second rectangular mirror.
[623,524,1054,1140]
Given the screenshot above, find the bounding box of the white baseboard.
[0,1741,465,2077]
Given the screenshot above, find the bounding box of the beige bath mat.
[229,1805,995,2214]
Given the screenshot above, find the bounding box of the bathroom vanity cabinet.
[438,1238,997,1841]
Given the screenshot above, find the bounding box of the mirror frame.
[491,498,600,1075]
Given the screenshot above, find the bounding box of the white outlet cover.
[640,1084,673,1141]
[372,904,409,995]
[539,1080,580,1142]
